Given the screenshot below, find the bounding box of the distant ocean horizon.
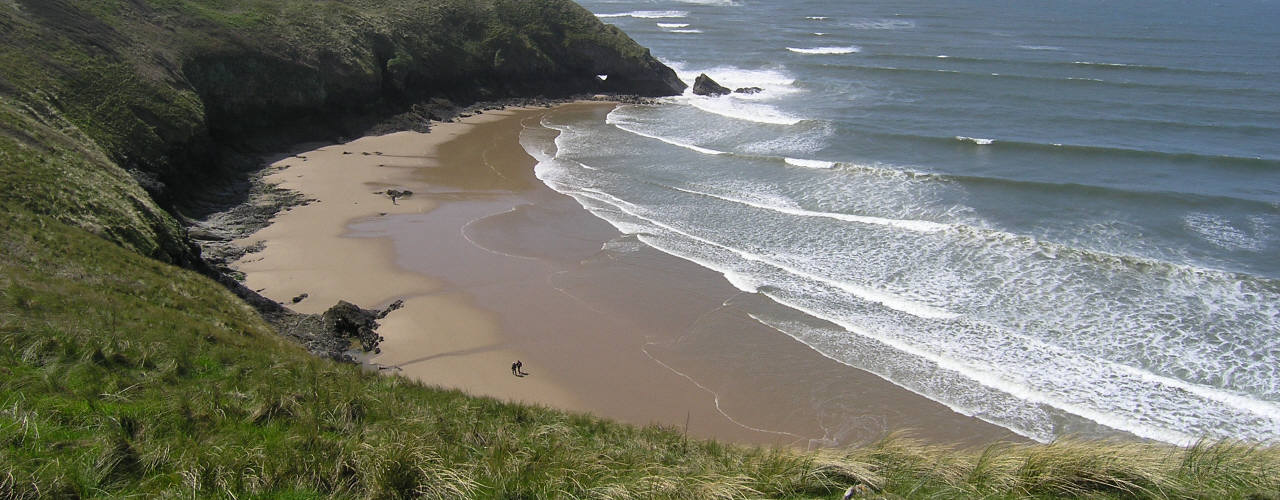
[525,0,1280,444]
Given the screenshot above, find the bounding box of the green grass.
[3,207,1279,499]
[0,98,191,264]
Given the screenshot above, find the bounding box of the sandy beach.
[233,102,1020,448]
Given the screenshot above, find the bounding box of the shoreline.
[231,102,1020,448]
[231,107,584,409]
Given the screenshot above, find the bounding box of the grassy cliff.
[2,0,1278,498]
[1,0,683,265]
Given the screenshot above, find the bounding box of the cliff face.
[0,0,684,265]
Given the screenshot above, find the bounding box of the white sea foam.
[569,187,960,321]
[700,226,1280,445]
[1073,61,1135,67]
[806,16,829,20]
[656,22,690,28]
[517,118,561,163]
[662,248,762,293]
[784,157,837,169]
[666,183,951,234]
[722,270,762,293]
[670,29,703,33]
[664,62,809,124]
[596,10,688,19]
[1019,45,1064,51]
[1185,213,1265,251]
[788,46,861,55]
[606,119,727,155]
[745,312,1058,443]
[600,237,645,255]
[956,136,995,145]
[755,290,1220,446]
[666,61,800,95]
[534,104,1280,446]
[675,0,739,5]
[688,98,804,125]
[936,55,950,58]
[661,62,806,124]
[605,189,1280,444]
[763,258,961,321]
[738,123,835,156]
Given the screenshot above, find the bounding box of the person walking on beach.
[511,360,520,376]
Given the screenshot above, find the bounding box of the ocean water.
[526,0,1280,444]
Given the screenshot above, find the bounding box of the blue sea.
[525,0,1280,444]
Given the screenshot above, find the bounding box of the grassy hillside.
[1,0,1279,498]
[0,0,683,264]
[4,207,1279,498]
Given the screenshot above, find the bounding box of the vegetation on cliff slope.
[0,0,683,264]
[2,0,1279,498]
[3,209,1279,498]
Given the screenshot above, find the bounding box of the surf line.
[572,187,959,321]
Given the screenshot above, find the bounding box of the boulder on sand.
[323,301,385,353]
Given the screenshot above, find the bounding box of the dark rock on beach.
[734,87,764,94]
[323,301,386,353]
[377,299,405,319]
[252,299,404,363]
[384,189,413,203]
[693,73,732,96]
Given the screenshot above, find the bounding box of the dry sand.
[234,102,1021,448]
[234,110,580,409]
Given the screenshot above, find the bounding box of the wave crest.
[784,157,837,169]
[955,136,995,145]
[788,46,861,55]
[596,10,688,19]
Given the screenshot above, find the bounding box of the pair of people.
[510,360,526,376]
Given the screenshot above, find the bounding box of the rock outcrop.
[693,74,732,96]
[323,301,386,354]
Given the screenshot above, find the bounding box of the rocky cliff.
[0,0,684,266]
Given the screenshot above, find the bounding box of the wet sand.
[235,102,1021,448]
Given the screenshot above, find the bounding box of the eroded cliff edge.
[0,0,684,267]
